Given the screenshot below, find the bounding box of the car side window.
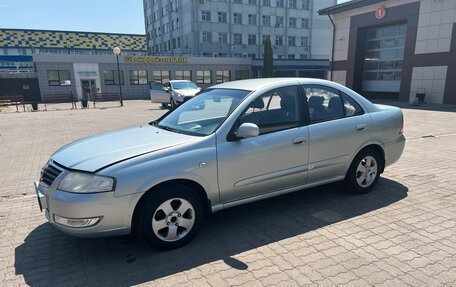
[239,86,300,135]
[303,86,344,123]
[341,92,364,116]
[150,81,164,90]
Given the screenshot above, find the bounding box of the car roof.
[169,80,193,83]
[210,78,342,91]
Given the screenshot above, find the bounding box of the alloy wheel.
[355,155,378,188]
[151,198,195,242]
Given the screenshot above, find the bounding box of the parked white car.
[150,80,201,109]
[35,78,405,250]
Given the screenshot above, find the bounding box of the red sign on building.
[376,7,386,19]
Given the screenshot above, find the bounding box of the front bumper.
[34,179,138,238]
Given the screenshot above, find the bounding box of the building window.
[233,33,242,44]
[248,34,257,45]
[275,35,283,46]
[248,14,257,25]
[104,70,124,85]
[248,0,256,4]
[301,18,309,29]
[288,17,296,28]
[287,54,295,59]
[202,31,212,43]
[288,0,296,8]
[233,13,242,24]
[300,36,308,47]
[235,70,249,80]
[153,70,170,84]
[276,0,284,7]
[263,0,271,6]
[275,16,284,27]
[197,70,211,84]
[175,70,192,81]
[262,15,271,26]
[201,10,211,21]
[233,0,242,3]
[130,70,148,85]
[288,36,296,46]
[216,71,230,83]
[218,32,228,43]
[47,70,71,86]
[300,54,308,59]
[262,35,270,44]
[302,0,310,10]
[218,12,227,23]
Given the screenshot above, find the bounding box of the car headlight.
[58,172,115,193]
[177,93,183,97]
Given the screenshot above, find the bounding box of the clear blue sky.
[0,0,349,34]
[0,0,145,34]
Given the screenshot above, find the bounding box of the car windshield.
[172,82,198,90]
[156,89,250,136]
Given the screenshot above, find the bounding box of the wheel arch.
[131,179,211,233]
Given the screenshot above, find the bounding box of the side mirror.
[236,123,259,139]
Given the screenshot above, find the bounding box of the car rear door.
[149,81,168,103]
[302,85,371,183]
[216,85,309,203]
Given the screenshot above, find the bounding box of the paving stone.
[1,101,456,286]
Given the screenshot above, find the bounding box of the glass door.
[81,80,96,100]
[362,24,407,92]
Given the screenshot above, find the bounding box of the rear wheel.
[137,185,203,250]
[345,149,382,194]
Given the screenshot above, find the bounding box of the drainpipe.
[327,14,335,81]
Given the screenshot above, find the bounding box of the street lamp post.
[113,47,123,106]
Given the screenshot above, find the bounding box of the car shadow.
[15,178,407,286]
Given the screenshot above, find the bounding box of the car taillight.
[399,116,404,134]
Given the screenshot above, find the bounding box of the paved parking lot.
[1,100,456,286]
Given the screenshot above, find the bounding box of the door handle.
[356,124,367,131]
[292,137,307,145]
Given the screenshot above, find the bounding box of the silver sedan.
[34,78,405,249]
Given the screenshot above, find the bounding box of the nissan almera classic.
[35,78,405,250]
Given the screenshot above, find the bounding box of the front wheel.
[345,149,382,194]
[137,185,203,250]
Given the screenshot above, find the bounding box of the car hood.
[175,89,200,96]
[51,125,196,172]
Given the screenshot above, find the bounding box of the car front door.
[302,85,371,183]
[149,81,169,103]
[216,85,309,203]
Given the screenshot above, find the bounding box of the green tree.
[263,36,274,78]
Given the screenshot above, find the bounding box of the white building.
[143,0,336,60]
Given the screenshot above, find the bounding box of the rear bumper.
[384,134,405,167]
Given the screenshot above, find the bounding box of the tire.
[137,185,204,250]
[161,103,168,109]
[345,148,382,194]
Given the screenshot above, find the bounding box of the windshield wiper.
[157,125,183,134]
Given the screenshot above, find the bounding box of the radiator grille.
[40,162,63,186]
